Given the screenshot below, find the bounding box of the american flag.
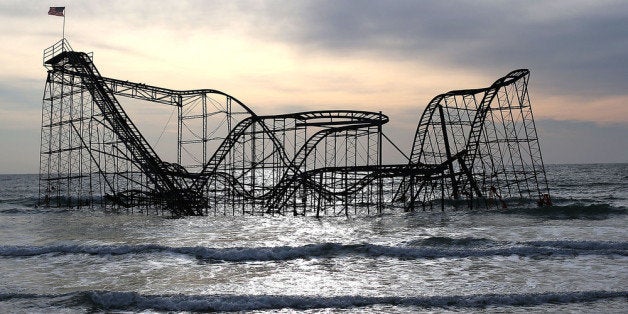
[48,7,65,17]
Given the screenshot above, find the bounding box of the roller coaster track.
[301,150,467,197]
[194,117,256,180]
[191,114,296,195]
[43,42,390,215]
[393,90,484,203]
[45,52,179,199]
[456,70,530,196]
[191,111,388,209]
[44,49,211,215]
[264,111,388,210]
[393,70,529,204]
[40,39,549,215]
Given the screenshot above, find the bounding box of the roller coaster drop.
[39,40,551,216]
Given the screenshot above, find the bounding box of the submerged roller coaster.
[39,39,551,216]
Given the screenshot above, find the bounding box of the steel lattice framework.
[393,69,551,210]
[39,40,550,216]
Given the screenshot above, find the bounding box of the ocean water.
[0,163,626,313]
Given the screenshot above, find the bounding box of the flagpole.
[62,12,65,40]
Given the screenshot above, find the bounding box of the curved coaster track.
[39,40,550,216]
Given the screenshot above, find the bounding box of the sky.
[0,0,627,173]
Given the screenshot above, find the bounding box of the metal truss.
[393,69,551,210]
[39,40,550,216]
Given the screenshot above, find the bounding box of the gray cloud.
[247,1,628,97]
[537,119,628,164]
[0,79,42,109]
[17,0,626,98]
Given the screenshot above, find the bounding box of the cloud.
[537,119,628,164]
[16,1,627,99]
[0,79,42,110]
[537,94,628,124]
[249,1,628,96]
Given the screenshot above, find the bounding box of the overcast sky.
[0,0,627,173]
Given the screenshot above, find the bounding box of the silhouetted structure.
[39,40,550,216]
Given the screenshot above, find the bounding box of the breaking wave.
[0,290,626,311]
[493,203,626,219]
[1,239,626,261]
